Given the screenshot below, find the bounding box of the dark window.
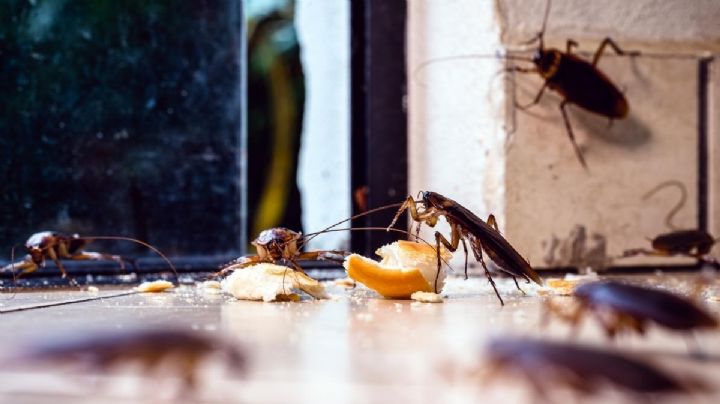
[0,1,244,273]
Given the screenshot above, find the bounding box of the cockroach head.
[420,191,436,206]
[29,247,45,266]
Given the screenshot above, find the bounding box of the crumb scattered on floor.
[135,280,174,293]
[411,291,443,303]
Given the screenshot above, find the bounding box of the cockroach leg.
[566,39,578,53]
[591,37,639,66]
[473,240,504,306]
[68,251,130,271]
[47,249,72,282]
[506,65,538,74]
[619,248,667,258]
[7,261,39,277]
[559,100,589,170]
[433,224,462,292]
[512,277,526,295]
[461,238,469,279]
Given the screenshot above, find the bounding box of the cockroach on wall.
[504,0,639,170]
[0,231,177,284]
[388,191,543,305]
[414,0,639,170]
[619,180,718,261]
[545,280,718,340]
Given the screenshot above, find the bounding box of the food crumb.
[334,277,356,288]
[135,280,174,293]
[411,291,443,303]
[541,278,579,296]
[198,280,222,289]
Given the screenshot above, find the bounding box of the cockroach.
[484,337,695,399]
[505,0,639,169]
[6,329,246,394]
[213,223,439,279]
[620,180,718,261]
[212,227,351,278]
[212,202,440,279]
[388,191,543,305]
[545,280,718,339]
[0,231,177,283]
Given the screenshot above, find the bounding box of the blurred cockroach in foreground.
[388,191,543,305]
[483,337,699,400]
[620,180,718,262]
[0,231,177,284]
[544,281,718,340]
[5,329,246,395]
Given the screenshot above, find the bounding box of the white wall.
[408,0,506,268]
[295,1,351,250]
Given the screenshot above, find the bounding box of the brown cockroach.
[620,230,718,261]
[213,223,439,279]
[388,191,543,305]
[545,280,718,340]
[212,202,437,278]
[211,226,350,277]
[1,231,177,283]
[484,337,696,400]
[7,329,246,394]
[620,180,718,261]
[505,0,639,170]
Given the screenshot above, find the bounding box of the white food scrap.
[221,263,328,302]
[135,280,175,293]
[334,277,356,288]
[198,280,222,289]
[411,291,443,303]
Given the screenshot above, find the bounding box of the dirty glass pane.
[0,1,244,258]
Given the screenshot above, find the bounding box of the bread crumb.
[334,277,356,288]
[221,263,327,302]
[135,280,174,293]
[541,278,578,296]
[198,280,222,289]
[411,291,443,303]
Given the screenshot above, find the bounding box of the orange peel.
[344,240,451,299]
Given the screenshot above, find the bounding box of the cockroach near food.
[389,191,543,305]
[212,227,348,278]
[213,203,434,279]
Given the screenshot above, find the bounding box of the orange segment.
[344,254,432,299]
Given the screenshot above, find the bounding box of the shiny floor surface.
[0,274,719,403]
